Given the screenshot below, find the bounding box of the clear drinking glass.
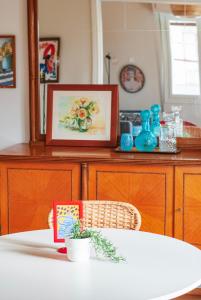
[159,125,177,152]
[171,105,183,137]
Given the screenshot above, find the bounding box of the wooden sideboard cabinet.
[0,161,81,234]
[175,166,201,249]
[87,163,174,236]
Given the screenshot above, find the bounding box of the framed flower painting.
[46,84,119,147]
[0,35,16,88]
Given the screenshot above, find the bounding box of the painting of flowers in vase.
[59,97,101,133]
[46,84,119,147]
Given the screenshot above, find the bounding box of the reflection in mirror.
[38,0,201,139]
[102,2,201,139]
[38,0,103,133]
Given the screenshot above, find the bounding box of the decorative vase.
[78,117,92,132]
[150,104,161,144]
[2,55,12,71]
[135,110,157,152]
[65,237,91,262]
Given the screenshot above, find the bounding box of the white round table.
[0,229,201,300]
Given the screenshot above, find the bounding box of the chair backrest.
[48,200,141,231]
[82,200,141,230]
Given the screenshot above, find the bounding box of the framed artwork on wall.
[0,35,16,88]
[53,201,83,243]
[119,64,145,93]
[39,37,60,83]
[46,84,119,147]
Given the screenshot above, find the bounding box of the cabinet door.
[0,162,80,234]
[175,166,201,248]
[88,163,173,236]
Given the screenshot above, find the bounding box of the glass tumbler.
[120,133,133,151]
[159,125,177,152]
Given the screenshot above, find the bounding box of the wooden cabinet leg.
[82,163,88,200]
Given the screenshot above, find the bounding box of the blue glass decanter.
[150,104,161,139]
[135,110,157,152]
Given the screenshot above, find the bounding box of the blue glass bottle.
[2,55,12,71]
[150,104,161,144]
[135,110,157,152]
[120,133,133,151]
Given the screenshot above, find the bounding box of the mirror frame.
[27,0,201,149]
[28,0,44,143]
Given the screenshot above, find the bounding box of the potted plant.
[65,220,125,263]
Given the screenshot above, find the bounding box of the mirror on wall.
[35,0,201,140]
[38,0,96,134]
[101,1,201,140]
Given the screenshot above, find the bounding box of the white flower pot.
[65,238,91,262]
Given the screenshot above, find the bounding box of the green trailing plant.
[70,220,125,263]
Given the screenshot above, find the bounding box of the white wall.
[38,0,92,84]
[102,2,162,110]
[38,0,92,133]
[0,0,29,150]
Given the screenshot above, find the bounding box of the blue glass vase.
[2,55,12,71]
[150,104,161,138]
[120,133,133,151]
[135,110,157,152]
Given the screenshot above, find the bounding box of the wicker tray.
[115,147,181,154]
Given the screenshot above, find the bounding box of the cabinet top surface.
[0,143,201,165]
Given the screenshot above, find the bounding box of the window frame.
[161,14,201,104]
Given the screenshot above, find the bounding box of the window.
[169,21,200,96]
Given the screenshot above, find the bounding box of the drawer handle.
[175,208,182,213]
